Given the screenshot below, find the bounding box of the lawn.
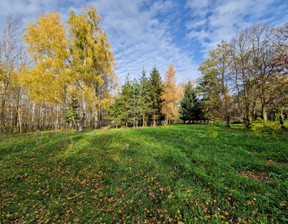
[1,124,287,223]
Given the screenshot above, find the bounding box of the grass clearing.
[1,124,287,223]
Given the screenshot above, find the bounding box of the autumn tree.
[68,6,115,132]
[248,23,280,122]
[23,12,69,130]
[161,63,178,126]
[269,23,288,128]
[198,41,232,127]
[0,15,24,130]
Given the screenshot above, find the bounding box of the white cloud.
[185,0,288,59]
[0,0,287,83]
[85,0,198,82]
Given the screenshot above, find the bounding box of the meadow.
[1,124,287,223]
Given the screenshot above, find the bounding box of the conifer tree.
[180,81,203,122]
[149,67,163,127]
[138,69,151,127]
[128,78,141,128]
[161,63,178,126]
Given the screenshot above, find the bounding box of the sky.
[0,0,287,83]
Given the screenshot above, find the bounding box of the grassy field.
[1,124,287,223]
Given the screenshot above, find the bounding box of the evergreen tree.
[107,96,126,129]
[138,69,151,127]
[180,81,203,122]
[149,67,163,127]
[120,75,133,127]
[128,78,141,128]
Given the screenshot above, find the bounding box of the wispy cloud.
[185,0,288,58]
[0,0,287,83]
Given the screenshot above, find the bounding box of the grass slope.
[1,125,288,223]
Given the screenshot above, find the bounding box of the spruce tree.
[180,81,203,123]
[149,67,163,127]
[138,69,151,127]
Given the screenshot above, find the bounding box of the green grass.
[1,125,287,223]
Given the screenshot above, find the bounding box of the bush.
[250,118,281,140]
[208,119,220,139]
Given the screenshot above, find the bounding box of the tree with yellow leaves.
[68,6,116,131]
[161,63,178,126]
[23,12,70,104]
[23,12,70,130]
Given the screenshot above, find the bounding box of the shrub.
[208,119,220,139]
[250,118,281,140]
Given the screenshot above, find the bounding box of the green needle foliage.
[180,81,203,123]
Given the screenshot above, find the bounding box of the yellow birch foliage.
[161,63,178,122]
[68,6,116,110]
[22,12,70,104]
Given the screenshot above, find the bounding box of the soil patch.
[240,170,273,182]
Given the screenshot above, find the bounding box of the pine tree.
[149,67,163,127]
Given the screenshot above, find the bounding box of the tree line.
[197,23,288,128]
[0,6,287,133]
[108,64,187,128]
[109,22,288,129]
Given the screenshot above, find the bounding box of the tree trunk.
[280,108,285,129]
[262,104,268,122]
[18,102,22,134]
[226,114,231,128]
[31,103,35,131]
[94,110,99,129]
[153,114,156,127]
[54,105,59,131]
[78,113,86,132]
[0,82,9,129]
[78,97,86,132]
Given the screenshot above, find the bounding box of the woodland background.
[0,7,287,133]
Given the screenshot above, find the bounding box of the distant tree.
[198,41,232,127]
[180,81,203,122]
[107,95,126,129]
[269,23,288,128]
[119,75,133,128]
[138,69,151,127]
[161,63,178,126]
[0,15,24,130]
[128,78,141,128]
[149,67,163,127]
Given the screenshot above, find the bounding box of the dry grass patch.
[240,170,273,182]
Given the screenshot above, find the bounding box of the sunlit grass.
[1,124,287,223]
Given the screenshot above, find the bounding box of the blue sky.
[1,0,287,83]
